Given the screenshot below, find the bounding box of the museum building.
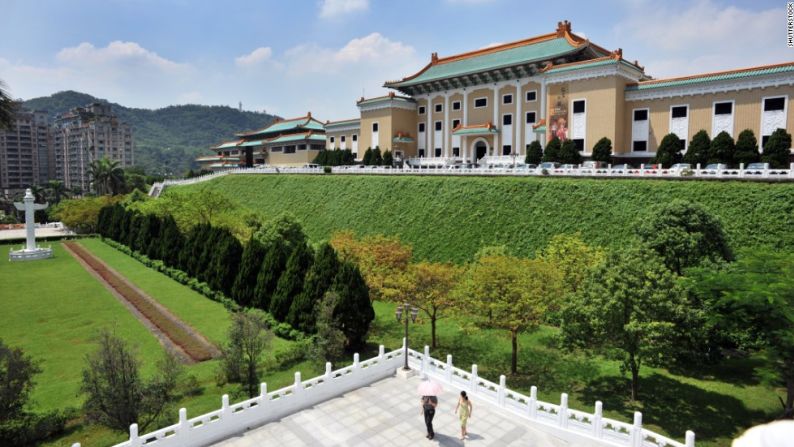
[200,21,794,168]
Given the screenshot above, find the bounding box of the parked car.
[703,163,727,174]
[539,162,560,170]
[610,163,633,173]
[560,164,578,170]
[670,163,692,170]
[515,163,537,170]
[582,161,605,169]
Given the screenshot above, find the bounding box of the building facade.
[0,105,52,194]
[53,103,134,191]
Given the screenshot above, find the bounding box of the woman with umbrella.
[418,380,442,440]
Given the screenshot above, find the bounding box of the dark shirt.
[422,396,438,411]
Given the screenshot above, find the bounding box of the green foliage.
[287,243,341,332]
[157,215,183,268]
[542,137,561,162]
[634,199,733,275]
[51,196,120,234]
[231,238,267,307]
[362,148,373,165]
[762,128,792,168]
[734,129,760,166]
[382,150,393,167]
[524,141,543,165]
[253,239,289,311]
[557,139,583,165]
[683,130,711,166]
[709,131,735,165]
[591,137,613,163]
[254,213,307,253]
[207,229,243,297]
[539,232,605,295]
[330,262,374,350]
[219,312,273,398]
[652,133,683,167]
[310,292,347,363]
[372,147,383,166]
[560,246,688,400]
[270,243,314,321]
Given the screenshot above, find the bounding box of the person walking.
[454,391,473,440]
[421,395,438,440]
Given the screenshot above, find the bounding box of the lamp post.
[395,302,419,371]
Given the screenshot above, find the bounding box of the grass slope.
[176,175,794,262]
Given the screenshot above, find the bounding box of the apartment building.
[0,105,52,194]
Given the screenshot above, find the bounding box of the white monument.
[9,188,53,261]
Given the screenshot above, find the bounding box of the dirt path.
[63,241,221,363]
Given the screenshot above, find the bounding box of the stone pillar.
[529,386,538,419]
[462,90,469,162]
[493,85,500,156]
[129,423,141,447]
[540,78,547,148]
[685,430,696,447]
[470,364,478,393]
[559,393,569,428]
[444,92,450,158]
[426,97,432,158]
[515,81,523,156]
[445,355,453,383]
[593,401,603,438]
[632,411,643,447]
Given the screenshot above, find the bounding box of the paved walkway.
[214,375,600,447]
[0,226,74,241]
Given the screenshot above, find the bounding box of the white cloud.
[235,47,274,67]
[616,0,787,78]
[284,32,416,75]
[319,0,368,19]
[56,41,186,73]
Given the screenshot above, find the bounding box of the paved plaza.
[213,375,601,447]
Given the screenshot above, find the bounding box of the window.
[632,141,647,152]
[452,101,461,111]
[372,122,379,132]
[502,145,512,155]
[503,94,513,105]
[284,145,296,154]
[329,137,335,143]
[573,139,584,151]
[526,112,536,124]
[452,147,460,156]
[352,134,357,141]
[633,109,648,121]
[474,97,487,108]
[526,90,537,102]
[418,123,426,133]
[418,149,425,157]
[419,106,426,115]
[573,100,585,114]
[671,106,688,118]
[434,148,442,157]
[435,103,443,113]
[452,119,460,129]
[502,114,512,126]
[434,121,442,131]
[714,102,733,115]
[764,97,786,111]
[340,136,346,142]
[298,144,307,150]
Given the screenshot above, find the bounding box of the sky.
[0,0,790,120]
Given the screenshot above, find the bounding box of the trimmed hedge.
[174,175,794,262]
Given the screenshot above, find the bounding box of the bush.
[524,141,543,165]
[323,166,332,174]
[683,130,710,166]
[542,137,561,162]
[591,137,612,163]
[652,133,683,168]
[709,131,735,165]
[763,128,792,168]
[734,129,760,166]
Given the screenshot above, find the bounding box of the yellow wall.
[325,128,360,153]
[268,149,320,167]
[359,105,418,158]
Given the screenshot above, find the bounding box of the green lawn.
[367,301,783,447]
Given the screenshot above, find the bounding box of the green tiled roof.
[626,63,794,91]
[453,126,499,136]
[326,118,360,128]
[386,38,578,87]
[533,125,546,133]
[241,116,325,137]
[215,141,241,149]
[358,95,415,106]
[238,140,264,147]
[393,136,415,143]
[544,58,619,74]
[268,133,326,144]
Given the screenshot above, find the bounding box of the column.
[462,90,469,162]
[426,95,431,158]
[540,78,547,148]
[444,92,450,158]
[492,85,499,156]
[515,80,522,156]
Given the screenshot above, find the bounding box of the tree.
[404,262,463,348]
[708,131,735,165]
[763,128,792,168]
[81,330,182,432]
[208,229,243,297]
[269,243,314,321]
[342,149,355,165]
[591,137,613,163]
[134,214,160,257]
[253,238,289,311]
[557,139,582,165]
[310,292,347,363]
[634,199,733,275]
[362,148,373,165]
[313,150,328,166]
[50,196,119,234]
[372,147,383,166]
[254,213,307,254]
[697,250,794,417]
[0,80,14,131]
[652,133,683,167]
[286,243,340,332]
[231,238,267,307]
[157,215,183,268]
[541,137,561,162]
[382,150,394,167]
[540,232,605,294]
[330,262,374,350]
[560,247,687,400]
[683,130,710,166]
[524,141,543,165]
[179,223,211,275]
[219,312,273,398]
[456,252,564,374]
[89,157,125,195]
[734,129,760,166]
[44,180,69,205]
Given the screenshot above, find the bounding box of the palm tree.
[45,180,70,204]
[0,79,14,130]
[89,158,125,195]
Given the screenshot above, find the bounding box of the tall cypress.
[542,137,561,162]
[231,238,267,307]
[158,215,184,268]
[286,243,340,332]
[208,229,243,296]
[270,243,314,321]
[331,261,374,350]
[683,130,710,166]
[253,239,289,312]
[734,129,760,166]
[708,131,735,165]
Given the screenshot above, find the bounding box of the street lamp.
[395,302,419,371]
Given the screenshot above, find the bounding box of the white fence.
[148,162,794,196]
[72,342,695,447]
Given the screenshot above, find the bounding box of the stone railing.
[71,342,695,447]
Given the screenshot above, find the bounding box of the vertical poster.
[548,85,568,142]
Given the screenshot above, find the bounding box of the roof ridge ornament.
[431,52,439,64]
[556,20,572,37]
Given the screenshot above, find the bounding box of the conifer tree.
[525,141,543,165]
[734,129,760,166]
[125,213,143,250]
[542,137,561,162]
[342,149,355,165]
[362,148,373,165]
[158,215,183,268]
[313,150,327,165]
[763,128,792,168]
[372,147,383,166]
[709,131,735,165]
[591,137,613,163]
[331,261,374,350]
[683,130,710,166]
[382,150,393,167]
[286,243,340,332]
[270,243,314,321]
[231,238,267,307]
[208,229,243,296]
[652,133,683,167]
[253,239,289,311]
[557,139,583,165]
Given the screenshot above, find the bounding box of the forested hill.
[23,90,278,176]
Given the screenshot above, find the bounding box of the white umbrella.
[732,421,794,447]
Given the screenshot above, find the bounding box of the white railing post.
[294,372,303,394]
[445,355,453,383]
[221,394,230,417]
[739,163,745,178]
[259,383,268,404]
[498,375,506,406]
[72,443,81,447]
[685,430,696,447]
[353,353,360,370]
[470,364,478,393]
[325,362,332,379]
[790,163,794,178]
[378,345,385,360]
[423,346,430,373]
[529,386,538,419]
[178,407,188,438]
[593,401,603,438]
[632,411,643,447]
[559,393,569,428]
[129,423,141,447]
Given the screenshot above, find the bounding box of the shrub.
[709,131,735,165]
[542,137,561,162]
[734,129,760,166]
[652,133,684,168]
[525,141,543,165]
[683,130,710,166]
[591,137,612,163]
[763,128,792,168]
